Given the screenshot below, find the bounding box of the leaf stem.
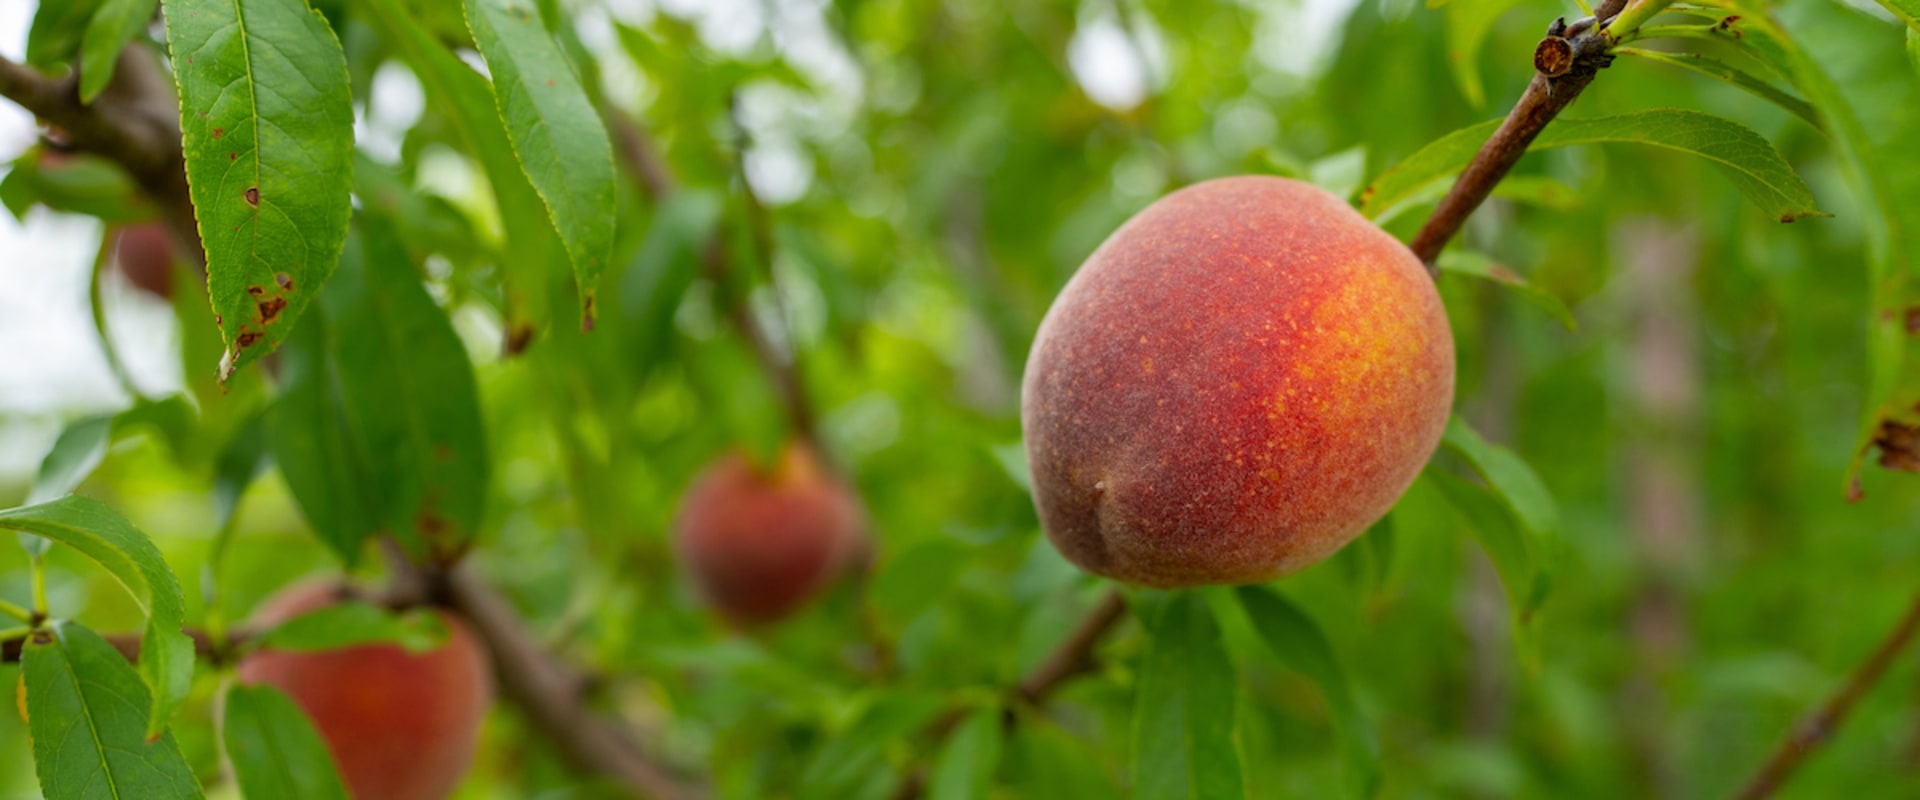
[0,626,27,644]
[0,598,33,625]
[30,555,48,617]
[1733,589,1920,799]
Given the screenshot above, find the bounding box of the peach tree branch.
[1408,0,1676,270]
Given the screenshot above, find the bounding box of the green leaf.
[221,684,350,800]
[1234,586,1381,799]
[1005,716,1117,796]
[1,151,149,223]
[801,691,946,798]
[1361,109,1825,224]
[1,497,194,739]
[618,188,722,366]
[1614,47,1822,131]
[29,414,114,506]
[79,0,158,103]
[990,442,1032,493]
[1426,471,1541,664]
[28,0,103,70]
[254,603,449,655]
[21,622,202,798]
[1871,0,1919,31]
[462,0,618,327]
[1132,591,1244,800]
[1445,0,1524,108]
[265,312,380,564]
[869,539,974,634]
[929,706,1005,800]
[162,0,355,380]
[268,220,490,562]
[1440,417,1560,612]
[1910,28,1920,77]
[1437,250,1576,331]
[213,408,268,531]
[358,0,558,323]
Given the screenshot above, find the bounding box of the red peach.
[673,443,867,626]
[237,582,492,800]
[1022,176,1455,587]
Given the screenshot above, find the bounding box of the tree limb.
[1733,590,1920,800]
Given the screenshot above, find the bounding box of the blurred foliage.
[4,0,1920,797]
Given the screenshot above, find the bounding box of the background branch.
[1733,590,1920,799]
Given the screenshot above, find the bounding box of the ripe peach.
[114,222,176,299]
[1022,176,1455,587]
[673,443,867,626]
[236,582,492,800]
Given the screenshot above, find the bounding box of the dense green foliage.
[3,0,1920,797]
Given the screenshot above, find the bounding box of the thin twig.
[1408,23,1614,269]
[1733,590,1920,800]
[893,590,1129,800]
[1018,590,1129,703]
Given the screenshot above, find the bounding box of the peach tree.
[1,0,1917,798]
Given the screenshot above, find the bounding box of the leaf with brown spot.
[163,0,354,381]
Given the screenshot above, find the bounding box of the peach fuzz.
[1021,176,1455,587]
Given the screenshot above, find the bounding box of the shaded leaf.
[619,188,722,366]
[254,603,449,655]
[1,497,194,738]
[265,311,380,564]
[213,408,268,531]
[21,622,201,798]
[1437,250,1576,331]
[162,0,355,380]
[1426,471,1542,664]
[1234,586,1381,799]
[801,691,945,798]
[28,0,103,70]
[1440,417,1560,612]
[222,684,349,800]
[1445,0,1524,108]
[358,0,558,320]
[929,706,1005,800]
[1361,109,1825,223]
[1614,47,1821,130]
[268,220,490,563]
[29,414,114,506]
[80,0,157,103]
[1132,591,1244,800]
[869,539,974,634]
[463,0,617,326]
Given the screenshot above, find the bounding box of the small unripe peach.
[114,222,177,299]
[1022,176,1455,587]
[237,583,492,800]
[673,443,867,626]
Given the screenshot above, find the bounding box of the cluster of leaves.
[0,0,1917,798]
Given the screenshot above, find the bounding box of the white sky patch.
[1255,0,1364,78]
[1069,15,1150,111]
[659,0,764,56]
